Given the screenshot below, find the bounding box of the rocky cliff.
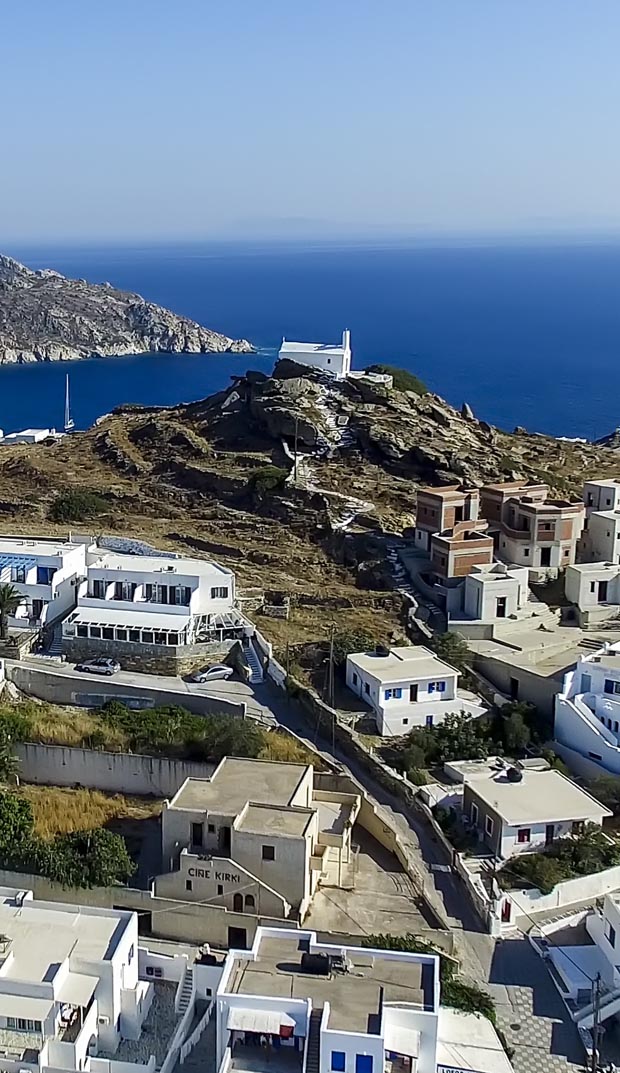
[0,255,252,363]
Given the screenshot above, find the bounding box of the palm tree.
[0,584,24,640]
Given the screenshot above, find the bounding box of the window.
[589,752,603,761]
[146,966,163,978]
[517,828,531,843]
[524,548,529,557]
[191,822,203,847]
[331,1053,346,1072]
[77,624,88,638]
[93,579,105,598]
[355,1056,373,1073]
[471,802,479,825]
[541,522,553,531]
[154,632,167,646]
[217,884,223,896]
[591,582,597,593]
[142,631,154,644]
[102,627,114,640]
[128,944,134,963]
[90,626,101,638]
[245,894,255,909]
[604,679,620,695]
[208,823,215,833]
[402,718,409,726]
[564,548,570,556]
[11,565,26,584]
[16,1018,39,1032]
[428,681,446,693]
[385,689,393,701]
[116,628,127,641]
[364,682,370,694]
[262,844,275,861]
[606,920,617,948]
[211,586,229,599]
[206,987,212,997]
[615,722,619,734]
[425,714,433,727]
[485,815,494,837]
[393,688,402,699]
[352,672,358,686]
[186,880,193,892]
[6,1018,16,1029]
[129,629,140,642]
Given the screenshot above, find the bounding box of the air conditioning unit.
[98,1016,110,1026]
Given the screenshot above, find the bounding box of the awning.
[227,1008,296,1034]
[0,994,53,1022]
[385,1025,421,1059]
[70,606,191,631]
[58,972,98,1007]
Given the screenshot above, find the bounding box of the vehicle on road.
[191,664,234,683]
[76,657,121,676]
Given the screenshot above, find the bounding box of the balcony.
[501,523,532,541]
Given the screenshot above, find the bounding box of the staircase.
[46,623,63,657]
[176,965,194,1015]
[305,1007,323,1073]
[244,641,264,684]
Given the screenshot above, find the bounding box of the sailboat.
[63,374,75,433]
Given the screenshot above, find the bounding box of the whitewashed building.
[0,536,86,629]
[580,509,620,564]
[158,758,360,922]
[0,887,153,1073]
[62,548,245,665]
[214,926,514,1073]
[460,563,530,622]
[554,641,620,775]
[278,330,352,379]
[345,645,486,736]
[463,767,610,859]
[565,562,620,625]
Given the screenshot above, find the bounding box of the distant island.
[0,255,253,363]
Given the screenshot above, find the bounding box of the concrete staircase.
[46,623,64,657]
[305,1007,323,1073]
[244,641,264,684]
[176,965,194,1015]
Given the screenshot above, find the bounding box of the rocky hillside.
[0,360,617,647]
[0,255,252,362]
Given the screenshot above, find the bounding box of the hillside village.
[3,335,620,1073]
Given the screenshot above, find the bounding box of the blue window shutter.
[332,1053,346,1072]
[438,681,446,692]
[605,679,615,694]
[356,1056,373,1073]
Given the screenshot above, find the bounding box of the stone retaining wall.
[63,636,234,676]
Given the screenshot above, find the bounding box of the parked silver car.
[191,664,233,683]
[76,657,121,676]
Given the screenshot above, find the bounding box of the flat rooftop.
[348,645,457,684]
[171,758,310,815]
[590,509,620,522]
[227,935,434,1032]
[437,1009,513,1073]
[90,552,232,576]
[0,537,81,557]
[0,896,125,983]
[569,561,617,573]
[466,769,611,826]
[68,606,191,631]
[236,804,314,838]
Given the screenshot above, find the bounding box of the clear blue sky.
[2,0,619,242]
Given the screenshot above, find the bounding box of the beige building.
[158,758,360,921]
[480,481,584,579]
[429,521,494,580]
[414,485,480,552]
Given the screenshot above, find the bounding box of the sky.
[1,0,619,243]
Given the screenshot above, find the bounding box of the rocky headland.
[0,254,252,363]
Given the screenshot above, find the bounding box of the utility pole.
[285,641,290,677]
[591,971,602,1073]
[327,623,336,754]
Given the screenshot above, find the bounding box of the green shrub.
[332,628,382,667]
[498,824,620,894]
[48,489,108,522]
[98,700,264,761]
[365,364,428,395]
[248,466,288,498]
[429,631,470,672]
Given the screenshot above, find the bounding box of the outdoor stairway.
[177,966,194,1015]
[244,641,264,684]
[47,623,63,657]
[305,1007,323,1073]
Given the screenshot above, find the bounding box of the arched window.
[233,893,243,912]
[245,894,255,909]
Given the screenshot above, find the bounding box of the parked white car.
[191,664,234,683]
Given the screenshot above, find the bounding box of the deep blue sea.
[2,240,620,440]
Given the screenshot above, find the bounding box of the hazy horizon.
[1,1,619,244]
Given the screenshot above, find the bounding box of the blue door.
[356,1057,373,1073]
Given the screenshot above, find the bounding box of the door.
[545,824,555,846]
[228,926,247,949]
[541,547,551,567]
[219,826,231,853]
[356,1057,373,1073]
[233,893,243,912]
[409,684,418,702]
[32,599,43,622]
[580,673,592,694]
[501,899,512,923]
[599,580,609,602]
[496,596,507,619]
[510,677,519,700]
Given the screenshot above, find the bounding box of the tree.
[431,711,491,763]
[430,632,470,673]
[0,792,34,859]
[588,776,620,816]
[0,746,20,786]
[332,628,381,667]
[0,584,24,640]
[48,489,107,522]
[48,828,136,888]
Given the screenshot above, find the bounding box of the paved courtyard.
[485,938,584,1073]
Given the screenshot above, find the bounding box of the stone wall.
[63,636,234,676]
[8,663,246,719]
[16,743,215,797]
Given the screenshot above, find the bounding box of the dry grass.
[29,705,128,750]
[258,729,321,767]
[18,785,161,840]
